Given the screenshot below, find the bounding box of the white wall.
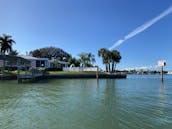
[63,67,98,72]
[31,60,36,68]
[0,60,3,67]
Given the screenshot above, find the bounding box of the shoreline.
[46,74,127,79]
[0,73,127,80]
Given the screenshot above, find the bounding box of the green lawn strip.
[1,70,107,75]
[3,71,31,75]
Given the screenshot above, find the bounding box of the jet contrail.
[109,6,172,50]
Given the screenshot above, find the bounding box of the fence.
[63,67,98,72]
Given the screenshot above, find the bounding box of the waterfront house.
[0,55,70,70]
[18,55,50,68]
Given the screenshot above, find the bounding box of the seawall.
[45,74,127,79]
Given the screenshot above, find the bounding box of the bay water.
[0,75,172,129]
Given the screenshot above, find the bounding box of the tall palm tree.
[0,34,15,55]
[78,52,96,67]
[87,52,96,65]
[98,48,110,72]
[106,50,112,72]
[78,52,87,67]
[0,34,15,74]
[111,50,121,72]
[98,48,121,72]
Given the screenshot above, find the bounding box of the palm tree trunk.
[114,63,116,73]
[105,64,108,72]
[108,63,110,73]
[3,55,5,75]
[112,62,114,72]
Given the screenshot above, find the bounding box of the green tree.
[78,52,95,67]
[0,34,15,55]
[9,49,19,56]
[30,47,71,60]
[67,57,80,67]
[111,50,121,72]
[87,52,96,65]
[78,52,87,67]
[30,49,41,57]
[98,48,121,72]
[0,34,15,74]
[98,48,110,72]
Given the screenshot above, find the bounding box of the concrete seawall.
[0,74,127,81]
[45,74,127,79]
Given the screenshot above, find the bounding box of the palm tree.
[0,34,15,55]
[9,49,19,56]
[67,57,80,67]
[98,48,110,72]
[111,50,121,72]
[78,52,87,67]
[107,50,112,72]
[78,52,96,67]
[98,48,121,72]
[87,52,96,66]
[0,34,15,74]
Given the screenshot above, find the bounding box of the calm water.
[0,75,172,129]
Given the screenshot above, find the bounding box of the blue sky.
[0,0,172,70]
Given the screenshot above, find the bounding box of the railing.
[63,67,98,72]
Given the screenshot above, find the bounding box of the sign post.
[96,66,99,79]
[158,60,166,82]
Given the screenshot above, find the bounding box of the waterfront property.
[0,55,30,71]
[0,55,126,82]
[0,55,70,69]
[18,55,50,68]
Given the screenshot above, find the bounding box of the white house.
[0,55,70,70]
[18,55,50,68]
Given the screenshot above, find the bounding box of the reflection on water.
[0,75,172,129]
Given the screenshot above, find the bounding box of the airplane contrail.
[109,6,172,50]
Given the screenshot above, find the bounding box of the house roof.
[37,58,49,61]
[18,56,50,61]
[0,55,22,60]
[50,59,70,65]
[18,55,38,60]
[57,60,70,65]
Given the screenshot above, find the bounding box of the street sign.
[158,60,166,67]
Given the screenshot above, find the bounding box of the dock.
[17,73,44,83]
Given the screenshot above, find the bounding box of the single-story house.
[0,55,70,69]
[18,55,50,68]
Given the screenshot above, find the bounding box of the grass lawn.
[0,70,31,75]
[1,70,107,75]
